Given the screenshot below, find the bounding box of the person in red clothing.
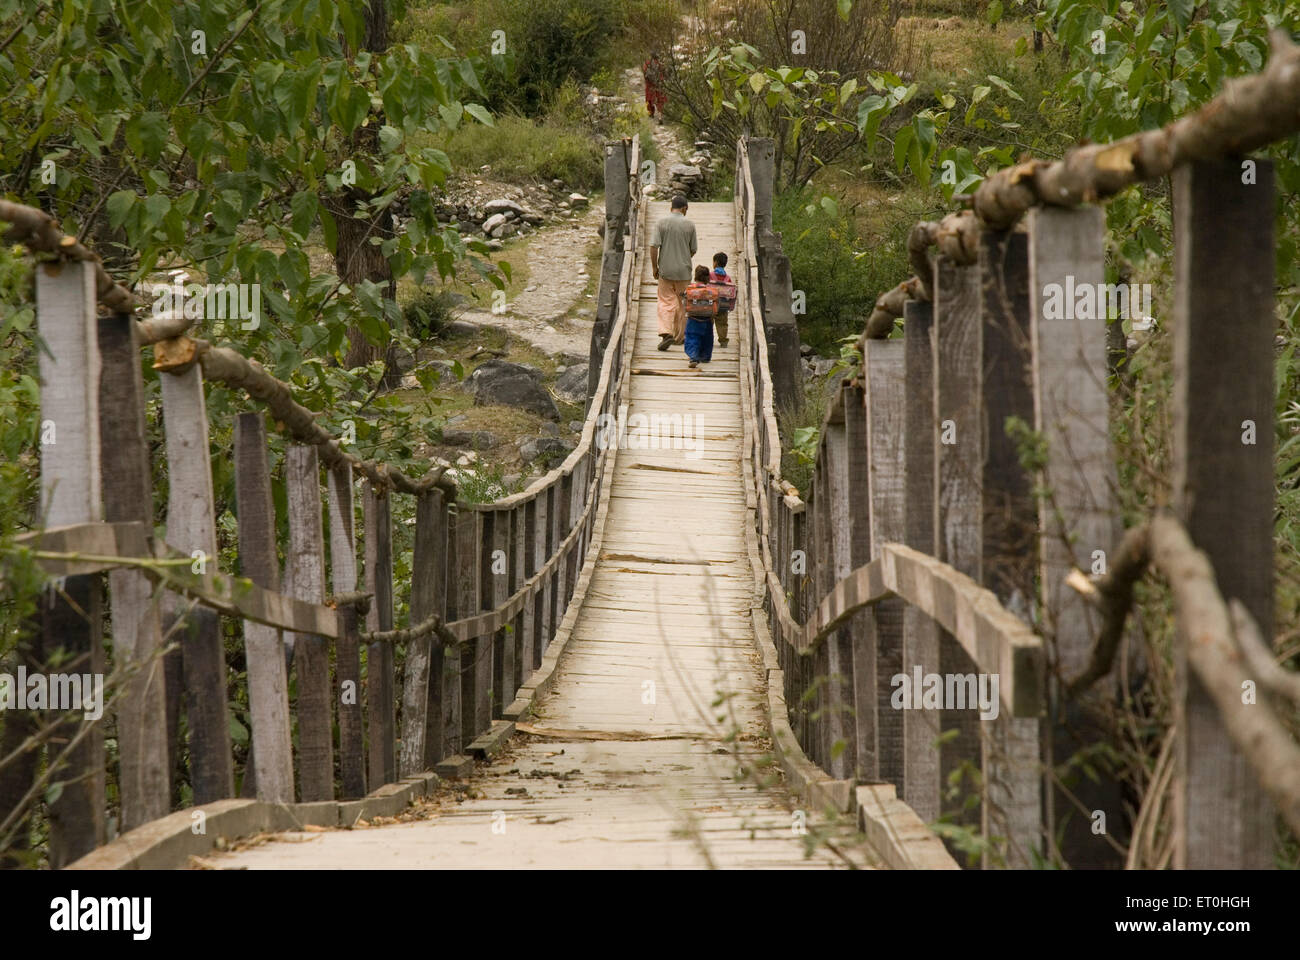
[643,52,667,123]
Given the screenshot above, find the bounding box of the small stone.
[568,192,589,208]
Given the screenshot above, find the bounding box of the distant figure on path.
[643,52,667,123]
[650,194,697,351]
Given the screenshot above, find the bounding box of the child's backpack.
[708,273,737,312]
[682,282,718,318]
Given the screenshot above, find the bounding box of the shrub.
[476,0,624,115]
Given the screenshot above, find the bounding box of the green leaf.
[986,0,1003,26]
[125,111,169,161]
[985,74,1022,102]
[837,0,852,21]
[819,195,838,218]
[290,191,318,238]
[893,124,914,174]
[106,190,136,230]
[464,103,493,126]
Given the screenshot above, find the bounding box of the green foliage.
[473,0,625,114]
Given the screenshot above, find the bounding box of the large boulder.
[519,436,575,464]
[482,212,510,236]
[484,198,526,217]
[554,363,590,404]
[470,359,559,420]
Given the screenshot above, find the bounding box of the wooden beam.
[902,300,940,822]
[329,464,365,799]
[363,483,396,787]
[233,413,294,803]
[98,311,170,830]
[159,365,233,804]
[1171,157,1275,869]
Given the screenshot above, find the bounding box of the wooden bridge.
[4,36,1300,869]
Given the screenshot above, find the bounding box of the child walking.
[708,252,736,348]
[682,264,718,369]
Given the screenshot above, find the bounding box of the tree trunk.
[329,0,401,389]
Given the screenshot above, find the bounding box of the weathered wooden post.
[36,258,106,864]
[838,382,876,782]
[233,412,294,802]
[285,444,332,801]
[363,482,396,786]
[810,435,832,769]
[511,502,531,694]
[98,312,170,829]
[457,508,485,743]
[488,507,512,718]
[790,502,810,750]
[422,490,450,770]
[588,140,632,403]
[159,364,234,804]
[328,464,365,798]
[527,494,545,671]
[1027,205,1123,868]
[932,255,985,851]
[902,300,940,822]
[978,229,1042,868]
[820,395,852,778]
[399,490,442,776]
[1171,157,1275,869]
[864,338,907,792]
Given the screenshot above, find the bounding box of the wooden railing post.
[902,300,940,822]
[810,436,832,769]
[399,490,442,776]
[1027,205,1123,867]
[932,255,985,852]
[864,339,907,792]
[328,464,365,798]
[285,444,332,801]
[526,495,544,672]
[978,228,1043,868]
[821,396,853,779]
[423,491,450,769]
[838,384,876,782]
[488,508,512,719]
[98,312,169,830]
[159,365,234,805]
[35,258,106,864]
[791,503,810,749]
[233,412,294,802]
[511,502,530,699]
[1171,157,1275,869]
[363,482,396,786]
[457,508,484,743]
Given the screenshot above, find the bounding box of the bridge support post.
[285,443,333,801]
[755,230,803,414]
[978,229,1043,868]
[1170,157,1275,869]
[326,465,364,797]
[932,256,986,861]
[840,384,877,782]
[864,341,908,792]
[822,394,854,779]
[902,300,941,823]
[159,365,234,806]
[234,412,295,803]
[489,508,513,719]
[99,312,171,830]
[1027,205,1124,869]
[364,482,397,785]
[588,140,633,405]
[24,259,107,865]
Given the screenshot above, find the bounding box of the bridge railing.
[736,28,1300,871]
[1,137,643,866]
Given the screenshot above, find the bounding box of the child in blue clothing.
[709,252,736,348]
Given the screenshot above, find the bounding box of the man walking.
[650,194,696,350]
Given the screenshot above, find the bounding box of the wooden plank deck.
[209,202,876,869]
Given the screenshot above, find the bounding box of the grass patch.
[425,112,605,190]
